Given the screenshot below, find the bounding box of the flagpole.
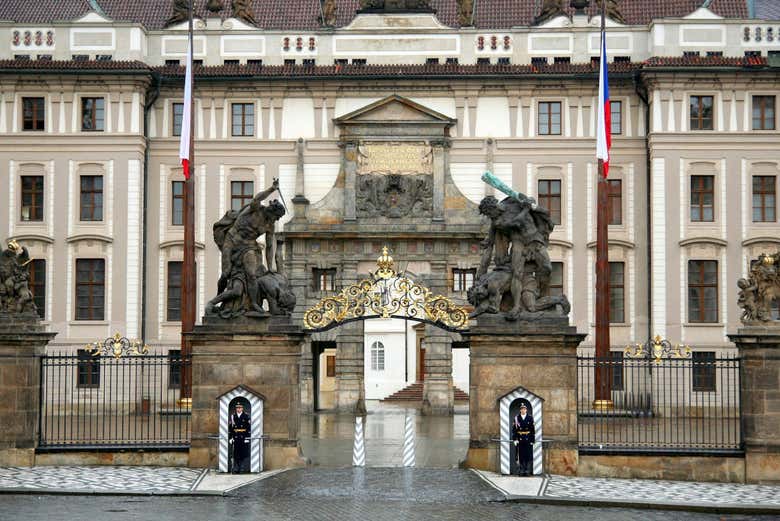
[180,0,196,405]
[594,0,613,410]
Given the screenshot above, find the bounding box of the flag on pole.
[596,31,611,178]
[178,38,193,179]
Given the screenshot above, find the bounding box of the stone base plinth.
[0,315,56,463]
[728,326,780,483]
[579,454,745,482]
[188,316,307,471]
[463,315,585,474]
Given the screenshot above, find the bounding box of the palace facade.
[0,0,778,412]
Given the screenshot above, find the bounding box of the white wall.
[452,347,470,391]
[364,318,415,400]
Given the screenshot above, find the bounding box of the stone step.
[381,382,470,402]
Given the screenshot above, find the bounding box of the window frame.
[537,179,562,225]
[538,101,562,136]
[312,268,337,292]
[172,102,184,137]
[77,349,100,388]
[22,96,45,131]
[79,175,104,222]
[231,102,255,137]
[692,351,716,393]
[326,355,336,377]
[29,258,46,319]
[689,95,714,131]
[752,95,776,131]
[607,178,622,226]
[687,260,718,324]
[81,96,105,132]
[168,349,182,389]
[690,175,715,223]
[370,341,385,372]
[75,258,105,321]
[610,351,624,392]
[752,175,776,223]
[549,261,564,297]
[171,180,184,226]
[20,175,44,222]
[452,268,476,292]
[610,100,622,135]
[608,261,625,324]
[230,180,254,212]
[167,261,183,322]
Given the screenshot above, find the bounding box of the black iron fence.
[577,355,742,454]
[39,352,191,450]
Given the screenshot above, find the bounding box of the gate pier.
[0,313,56,466]
[188,316,307,471]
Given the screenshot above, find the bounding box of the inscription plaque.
[358,142,433,175]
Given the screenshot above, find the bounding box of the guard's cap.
[519,403,528,409]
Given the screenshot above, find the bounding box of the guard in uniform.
[229,403,251,473]
[512,403,535,476]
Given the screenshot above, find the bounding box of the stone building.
[0,0,778,414]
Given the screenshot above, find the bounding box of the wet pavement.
[300,401,469,467]
[1,468,776,521]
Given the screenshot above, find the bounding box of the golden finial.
[762,254,775,266]
[7,239,22,254]
[375,246,396,279]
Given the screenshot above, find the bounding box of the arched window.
[370,341,385,371]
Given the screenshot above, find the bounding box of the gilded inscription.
[358,142,433,175]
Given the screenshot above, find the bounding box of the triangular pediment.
[335,95,455,125]
[683,7,723,20]
[74,11,113,24]
[216,384,266,401]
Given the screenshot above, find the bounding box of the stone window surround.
[72,255,108,323]
[78,93,106,132]
[537,99,564,136]
[683,253,723,327]
[587,245,633,328]
[226,166,258,214]
[684,160,721,228]
[21,95,46,132]
[163,165,187,240]
[15,162,48,227]
[72,161,110,236]
[230,99,256,138]
[533,165,567,233]
[751,92,777,131]
[687,92,717,132]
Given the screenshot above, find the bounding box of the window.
[351,59,366,66]
[284,59,296,65]
[446,57,458,64]
[81,97,105,131]
[79,175,103,221]
[29,259,45,319]
[248,59,263,65]
[753,95,775,130]
[477,57,491,65]
[77,349,100,388]
[96,54,112,61]
[690,175,714,222]
[193,59,203,65]
[165,59,180,66]
[706,51,723,57]
[538,101,561,135]
[745,50,761,57]
[168,349,182,389]
[302,58,315,66]
[692,351,716,392]
[326,355,336,377]
[553,56,570,63]
[370,341,385,371]
[614,56,630,62]
[224,59,239,65]
[549,262,564,297]
[14,54,30,61]
[452,268,476,292]
[753,176,776,222]
[426,58,439,64]
[497,57,511,65]
[537,179,562,224]
[171,181,184,225]
[231,181,254,211]
[72,54,89,61]
[688,260,718,323]
[22,97,44,131]
[607,179,622,225]
[689,95,714,130]
[172,102,184,136]
[609,261,625,323]
[610,100,622,135]
[610,351,624,391]
[167,261,183,321]
[334,59,348,65]
[683,51,700,57]
[231,103,254,136]
[37,55,52,61]
[313,268,337,292]
[531,57,547,66]
[20,175,44,221]
[75,259,105,321]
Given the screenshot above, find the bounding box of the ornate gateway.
[303,247,469,332]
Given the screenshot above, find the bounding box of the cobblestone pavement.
[0,466,203,493]
[1,468,776,521]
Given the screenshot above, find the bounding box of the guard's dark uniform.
[229,410,251,473]
[512,411,535,476]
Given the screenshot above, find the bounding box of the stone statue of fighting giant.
[206,179,296,318]
[469,172,570,320]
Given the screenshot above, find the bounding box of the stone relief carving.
[738,252,780,323]
[356,173,433,218]
[469,172,570,321]
[0,239,37,316]
[206,180,296,318]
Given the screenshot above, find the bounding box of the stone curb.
[503,494,780,515]
[0,487,225,496]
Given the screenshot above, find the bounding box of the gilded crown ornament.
[375,246,395,279]
[86,333,150,359]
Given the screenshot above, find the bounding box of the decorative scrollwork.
[624,335,691,364]
[303,246,469,332]
[86,332,150,359]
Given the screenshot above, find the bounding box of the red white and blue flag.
[596,32,611,178]
[178,38,193,179]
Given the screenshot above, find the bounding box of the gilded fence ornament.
[303,247,468,331]
[737,252,780,323]
[624,335,691,364]
[86,332,150,359]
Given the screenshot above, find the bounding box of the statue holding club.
[469,172,570,320]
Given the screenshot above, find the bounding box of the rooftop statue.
[165,0,190,27]
[321,0,337,26]
[533,0,567,25]
[469,172,570,321]
[0,239,37,316]
[738,252,780,323]
[358,0,432,12]
[206,179,296,318]
[232,0,258,26]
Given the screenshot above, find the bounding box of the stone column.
[0,314,56,466]
[728,326,780,483]
[188,316,307,470]
[292,138,309,222]
[430,139,448,222]
[464,316,586,475]
[336,320,366,414]
[421,324,453,415]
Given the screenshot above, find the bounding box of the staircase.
[381,382,469,402]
